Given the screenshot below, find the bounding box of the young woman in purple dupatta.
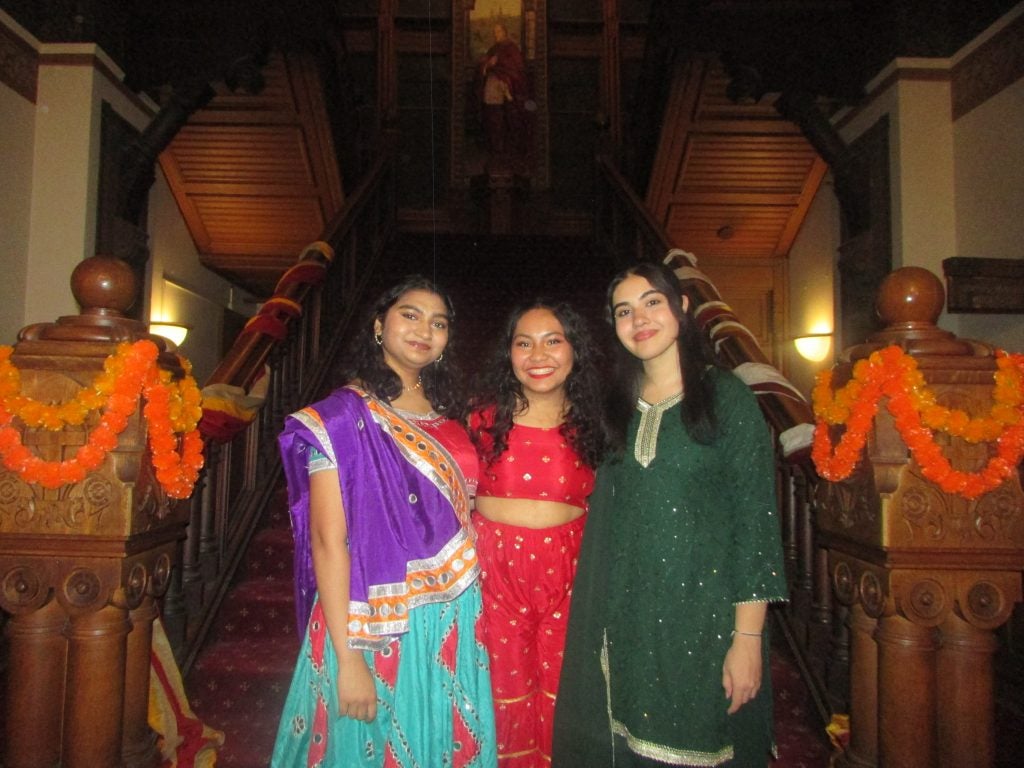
[271,276,497,768]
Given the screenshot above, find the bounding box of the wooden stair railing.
[161,147,397,673]
[594,152,839,722]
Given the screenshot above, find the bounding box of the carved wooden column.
[937,611,999,765]
[2,600,66,768]
[843,604,878,767]
[819,267,1024,768]
[0,255,187,768]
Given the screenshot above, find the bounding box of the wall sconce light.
[793,333,832,362]
[149,322,190,348]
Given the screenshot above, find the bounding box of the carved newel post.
[1,257,188,768]
[818,267,1024,768]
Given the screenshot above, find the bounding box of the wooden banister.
[207,150,394,392]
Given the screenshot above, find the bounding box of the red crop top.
[470,409,595,510]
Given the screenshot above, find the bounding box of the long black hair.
[470,300,610,468]
[337,274,465,417]
[605,261,722,447]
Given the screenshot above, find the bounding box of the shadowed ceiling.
[4,0,1019,297]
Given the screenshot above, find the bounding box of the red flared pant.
[473,512,585,768]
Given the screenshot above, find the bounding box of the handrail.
[594,152,841,722]
[161,145,397,672]
[207,149,393,392]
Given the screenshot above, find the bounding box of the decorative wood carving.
[1,256,189,768]
[819,267,1024,768]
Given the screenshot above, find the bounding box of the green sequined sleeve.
[713,370,789,605]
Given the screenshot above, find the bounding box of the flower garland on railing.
[0,340,204,498]
[811,345,1024,499]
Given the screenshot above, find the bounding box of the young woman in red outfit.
[469,301,610,768]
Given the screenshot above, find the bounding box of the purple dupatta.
[278,386,478,649]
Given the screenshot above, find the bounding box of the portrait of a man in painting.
[466,1,535,173]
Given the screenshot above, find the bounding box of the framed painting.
[451,0,548,187]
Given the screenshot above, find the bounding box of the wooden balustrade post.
[937,613,998,767]
[782,466,799,579]
[185,450,214,612]
[812,545,833,625]
[200,442,225,582]
[843,604,877,767]
[0,255,192,767]
[876,614,938,768]
[806,543,834,686]
[160,537,188,651]
[797,472,815,598]
[817,268,1024,767]
[827,602,851,713]
[2,600,67,768]
[63,603,132,768]
[122,596,161,767]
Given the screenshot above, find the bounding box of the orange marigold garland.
[0,340,204,499]
[812,345,1024,500]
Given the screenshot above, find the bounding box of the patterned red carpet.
[769,649,833,767]
[185,496,299,767]
[184,491,834,768]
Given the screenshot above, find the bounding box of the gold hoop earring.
[374,332,383,346]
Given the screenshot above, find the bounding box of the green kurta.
[552,369,787,767]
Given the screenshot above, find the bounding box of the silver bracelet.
[731,630,763,638]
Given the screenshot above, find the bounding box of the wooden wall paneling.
[289,53,346,210]
[378,0,397,124]
[396,50,452,210]
[645,56,706,218]
[695,256,787,365]
[646,54,826,261]
[158,52,346,296]
[601,0,622,148]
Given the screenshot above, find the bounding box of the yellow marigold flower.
[945,410,970,435]
[991,404,1021,425]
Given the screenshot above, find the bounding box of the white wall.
[785,175,841,397]
[949,75,1024,352]
[828,7,1024,356]
[889,73,958,277]
[147,169,252,383]
[0,7,253,378]
[17,42,157,329]
[0,77,35,345]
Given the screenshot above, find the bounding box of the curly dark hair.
[337,275,466,418]
[470,300,610,469]
[605,261,723,447]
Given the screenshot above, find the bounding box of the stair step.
[261,488,291,531]
[213,578,299,641]
[240,527,294,582]
[206,706,283,768]
[187,636,298,768]
[187,636,298,721]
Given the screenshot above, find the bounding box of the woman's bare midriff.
[474,496,585,529]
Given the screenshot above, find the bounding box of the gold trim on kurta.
[600,626,736,766]
[634,392,683,467]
